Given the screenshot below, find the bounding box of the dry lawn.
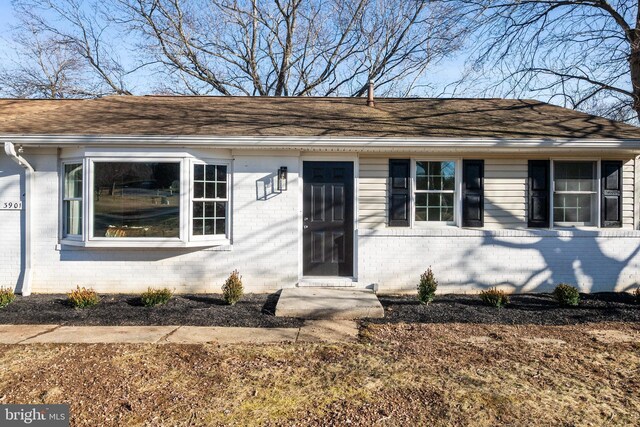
[0,322,638,426]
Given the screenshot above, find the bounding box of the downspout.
[4,142,34,296]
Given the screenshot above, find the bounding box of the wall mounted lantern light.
[277,166,288,191]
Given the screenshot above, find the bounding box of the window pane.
[554,161,595,192]
[64,163,83,199]
[205,183,216,198]
[204,219,215,235]
[216,165,227,181]
[93,162,180,238]
[204,201,216,218]
[416,161,455,192]
[215,219,226,234]
[194,164,205,181]
[414,181,455,223]
[416,176,428,190]
[217,183,227,198]
[442,193,454,208]
[205,165,216,181]
[216,201,226,217]
[193,201,203,218]
[193,219,204,235]
[64,200,82,236]
[554,194,593,225]
[441,207,454,221]
[194,182,204,198]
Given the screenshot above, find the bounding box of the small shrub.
[0,287,16,308]
[480,288,510,308]
[417,267,438,304]
[67,286,99,308]
[634,287,640,304]
[553,283,580,307]
[141,287,172,307]
[222,270,244,305]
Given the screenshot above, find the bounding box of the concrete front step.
[275,287,384,320]
[297,278,356,288]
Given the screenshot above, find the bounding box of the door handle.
[304,217,309,221]
[303,225,309,229]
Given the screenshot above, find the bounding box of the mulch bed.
[1,291,637,327]
[368,292,640,325]
[0,293,305,328]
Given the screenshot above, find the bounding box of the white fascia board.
[3,134,640,152]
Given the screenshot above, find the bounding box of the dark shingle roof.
[0,96,639,139]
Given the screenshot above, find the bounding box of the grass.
[0,322,638,426]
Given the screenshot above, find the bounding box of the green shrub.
[222,270,244,305]
[140,287,172,307]
[553,283,580,307]
[0,287,16,308]
[417,267,438,304]
[480,288,510,308]
[634,287,640,304]
[67,286,99,308]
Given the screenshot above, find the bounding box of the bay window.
[60,155,230,246]
[93,162,181,238]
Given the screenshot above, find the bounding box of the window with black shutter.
[388,159,410,227]
[462,160,484,227]
[528,160,550,228]
[601,160,622,228]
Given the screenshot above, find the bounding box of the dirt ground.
[0,322,638,426]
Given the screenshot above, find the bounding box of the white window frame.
[88,157,184,242]
[189,159,232,242]
[60,159,84,241]
[59,153,232,248]
[410,158,462,227]
[550,159,601,229]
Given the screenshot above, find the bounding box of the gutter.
[3,134,640,151]
[4,142,34,296]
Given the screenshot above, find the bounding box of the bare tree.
[116,0,466,96]
[8,0,138,96]
[0,26,94,98]
[459,0,640,122]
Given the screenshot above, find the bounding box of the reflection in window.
[63,163,83,236]
[93,162,180,238]
[193,164,227,236]
[553,161,596,226]
[415,161,455,222]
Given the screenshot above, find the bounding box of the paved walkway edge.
[0,321,359,345]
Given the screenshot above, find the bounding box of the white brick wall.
[0,155,23,288]
[13,151,301,293]
[358,228,640,293]
[3,148,640,295]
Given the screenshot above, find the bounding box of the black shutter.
[388,159,410,227]
[462,160,484,227]
[528,160,550,228]
[601,160,623,228]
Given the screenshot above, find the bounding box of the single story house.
[2,94,640,296]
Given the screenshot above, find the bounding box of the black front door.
[303,161,354,276]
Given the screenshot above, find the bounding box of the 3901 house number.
[1,201,23,210]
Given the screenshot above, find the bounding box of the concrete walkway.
[0,320,359,345]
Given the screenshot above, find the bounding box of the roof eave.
[3,134,640,153]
